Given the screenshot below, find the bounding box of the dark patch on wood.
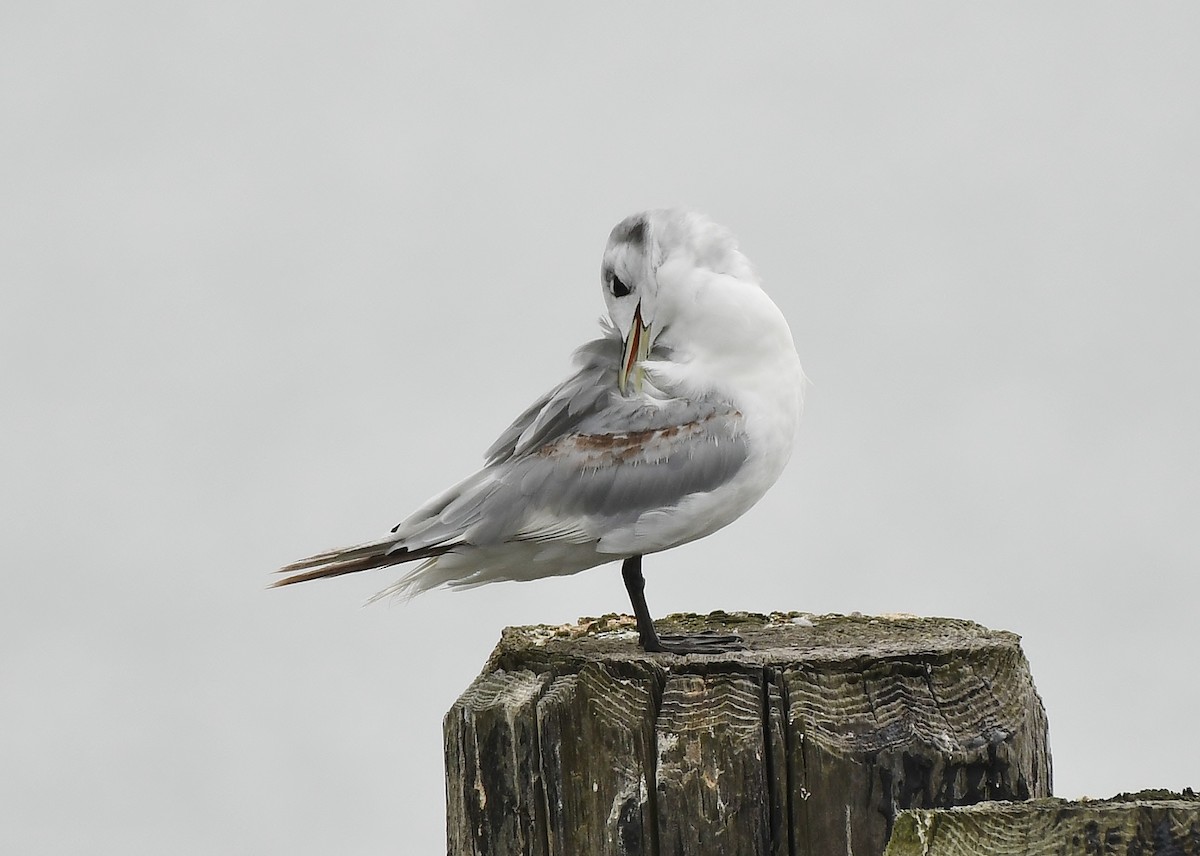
[764,671,792,856]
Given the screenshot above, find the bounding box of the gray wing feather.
[509,401,746,530]
[484,336,617,465]
[396,333,748,551]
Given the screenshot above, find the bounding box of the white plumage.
[277,208,803,649]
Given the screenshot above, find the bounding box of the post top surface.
[487,611,1024,675]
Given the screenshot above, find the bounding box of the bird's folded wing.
[395,338,748,551]
[503,399,748,539]
[484,335,618,466]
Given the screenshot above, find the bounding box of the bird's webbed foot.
[621,554,747,655]
[641,630,746,655]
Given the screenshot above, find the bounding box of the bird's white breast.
[597,273,804,557]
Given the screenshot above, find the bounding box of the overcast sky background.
[3,3,1198,854]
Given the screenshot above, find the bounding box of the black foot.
[644,631,746,655]
[621,555,745,655]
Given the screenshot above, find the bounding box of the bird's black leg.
[621,555,666,652]
[621,555,745,654]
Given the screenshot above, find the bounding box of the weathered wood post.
[444,612,1052,856]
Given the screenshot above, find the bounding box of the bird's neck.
[650,278,803,418]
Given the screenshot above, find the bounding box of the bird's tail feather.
[272,537,453,588]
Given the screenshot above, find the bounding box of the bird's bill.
[619,303,652,395]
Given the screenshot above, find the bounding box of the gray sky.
[3,3,1198,853]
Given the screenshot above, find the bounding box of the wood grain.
[445,612,1053,856]
[445,669,551,856]
[536,663,656,856]
[654,672,771,855]
[785,646,1051,855]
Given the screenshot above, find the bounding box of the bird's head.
[600,208,759,395]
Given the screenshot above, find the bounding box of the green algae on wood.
[885,792,1200,856]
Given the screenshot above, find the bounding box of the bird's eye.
[610,275,631,298]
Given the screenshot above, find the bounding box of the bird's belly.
[595,440,789,556]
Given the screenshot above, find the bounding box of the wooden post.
[444,612,1052,856]
[884,792,1200,855]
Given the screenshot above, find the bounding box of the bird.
[275,208,805,654]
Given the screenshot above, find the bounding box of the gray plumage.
[276,327,748,592]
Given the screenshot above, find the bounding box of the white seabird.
[276,208,805,653]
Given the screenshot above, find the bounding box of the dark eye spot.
[610,275,631,298]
